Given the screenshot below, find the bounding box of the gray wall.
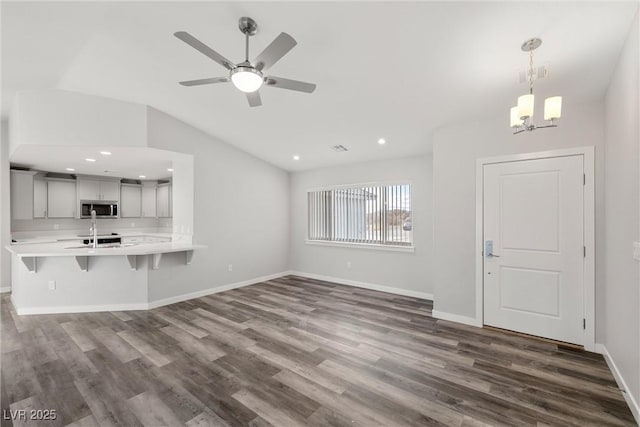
[144,107,290,301]
[604,10,639,408]
[1,120,10,290]
[432,101,606,334]
[289,155,433,296]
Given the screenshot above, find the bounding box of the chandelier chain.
[529,48,534,95]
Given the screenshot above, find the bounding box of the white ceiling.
[2,1,637,171]
[10,146,175,181]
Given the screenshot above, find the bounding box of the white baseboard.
[12,292,148,315]
[289,271,433,301]
[147,271,292,309]
[11,271,292,315]
[0,286,11,293]
[595,343,639,424]
[432,309,483,327]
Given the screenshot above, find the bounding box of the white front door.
[483,155,584,345]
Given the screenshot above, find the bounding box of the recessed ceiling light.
[100,151,112,156]
[167,168,174,172]
[378,138,386,145]
[139,175,146,179]
[66,168,75,172]
[85,158,96,162]
[293,155,300,160]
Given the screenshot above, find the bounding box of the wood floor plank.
[126,391,185,426]
[116,330,172,367]
[1,276,635,426]
[60,322,97,352]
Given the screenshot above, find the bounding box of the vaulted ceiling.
[2,1,637,171]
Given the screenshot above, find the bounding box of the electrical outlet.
[48,280,56,290]
[228,264,233,272]
[347,261,352,269]
[53,223,60,230]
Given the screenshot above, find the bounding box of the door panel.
[501,171,560,252]
[483,155,584,345]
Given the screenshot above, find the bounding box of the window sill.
[305,240,415,253]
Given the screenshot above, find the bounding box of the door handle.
[485,240,500,258]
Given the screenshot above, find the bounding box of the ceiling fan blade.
[179,77,229,86]
[174,31,235,70]
[253,32,297,72]
[246,91,262,107]
[265,76,316,93]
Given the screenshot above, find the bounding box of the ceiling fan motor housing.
[238,17,258,36]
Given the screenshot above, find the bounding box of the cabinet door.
[10,171,35,220]
[100,181,120,201]
[77,180,101,201]
[47,180,76,218]
[33,178,48,218]
[157,185,170,218]
[141,186,157,218]
[120,185,142,218]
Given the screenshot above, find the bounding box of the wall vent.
[331,145,349,152]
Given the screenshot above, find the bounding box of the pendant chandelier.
[510,38,562,134]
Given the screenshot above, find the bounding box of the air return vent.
[331,145,349,152]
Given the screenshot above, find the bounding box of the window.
[307,183,412,248]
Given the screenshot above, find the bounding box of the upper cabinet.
[77,178,120,201]
[141,184,157,218]
[157,183,172,218]
[33,177,47,218]
[47,179,76,218]
[10,170,37,220]
[120,184,142,218]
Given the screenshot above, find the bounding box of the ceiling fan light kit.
[175,16,316,107]
[510,38,562,135]
[231,66,263,93]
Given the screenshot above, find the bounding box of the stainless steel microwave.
[80,200,118,218]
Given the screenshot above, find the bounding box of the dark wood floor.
[1,275,634,426]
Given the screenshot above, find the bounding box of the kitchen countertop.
[5,241,206,257]
[5,242,207,258]
[11,231,173,245]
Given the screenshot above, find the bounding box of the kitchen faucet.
[89,210,98,248]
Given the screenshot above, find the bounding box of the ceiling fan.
[174,17,316,107]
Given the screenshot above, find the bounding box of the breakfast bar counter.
[6,241,207,272]
[5,238,208,315]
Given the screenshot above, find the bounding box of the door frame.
[475,146,595,351]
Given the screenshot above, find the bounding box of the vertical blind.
[308,183,412,246]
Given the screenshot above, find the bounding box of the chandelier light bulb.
[510,107,523,128]
[544,96,562,121]
[517,94,535,120]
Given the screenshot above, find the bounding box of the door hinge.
[583,318,586,330]
[583,246,586,257]
[583,174,586,185]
